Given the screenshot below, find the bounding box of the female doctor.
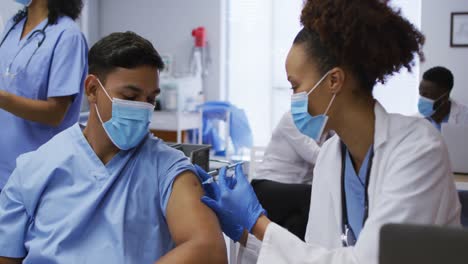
[0,0,87,190]
[196,0,461,263]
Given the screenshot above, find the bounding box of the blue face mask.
[291,72,336,142]
[95,79,154,150]
[15,0,32,6]
[418,93,448,118]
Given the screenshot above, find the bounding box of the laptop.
[379,224,468,264]
[442,124,468,174]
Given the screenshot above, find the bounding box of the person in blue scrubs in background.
[0,32,227,264]
[0,0,88,191]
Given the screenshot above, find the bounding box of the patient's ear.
[85,75,99,105]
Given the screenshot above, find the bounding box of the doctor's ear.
[84,75,99,104]
[327,68,345,95]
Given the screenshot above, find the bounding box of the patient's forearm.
[155,238,227,264]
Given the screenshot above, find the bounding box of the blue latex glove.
[195,165,238,199]
[197,164,266,241]
[195,165,243,241]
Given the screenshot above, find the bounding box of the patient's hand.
[155,171,228,264]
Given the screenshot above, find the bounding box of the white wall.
[227,0,273,147]
[99,0,226,101]
[421,0,468,106]
[373,0,422,115]
[270,0,303,129]
[78,0,100,46]
[0,1,23,31]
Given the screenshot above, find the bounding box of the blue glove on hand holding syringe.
[195,164,266,242]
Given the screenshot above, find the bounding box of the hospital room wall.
[421,0,468,106]
[98,0,226,102]
[0,1,22,29]
[78,0,100,46]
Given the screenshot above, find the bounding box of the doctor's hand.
[196,164,266,242]
[195,165,237,201]
[196,165,243,241]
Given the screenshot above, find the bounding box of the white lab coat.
[447,100,468,125]
[240,102,461,264]
[253,111,320,184]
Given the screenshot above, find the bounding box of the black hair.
[13,0,83,25]
[422,66,454,92]
[296,0,425,92]
[88,31,165,81]
[293,28,338,78]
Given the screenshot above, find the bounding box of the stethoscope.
[0,18,49,78]
[340,141,374,247]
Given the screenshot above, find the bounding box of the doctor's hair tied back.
[299,0,425,91]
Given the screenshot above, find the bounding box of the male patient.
[0,32,227,264]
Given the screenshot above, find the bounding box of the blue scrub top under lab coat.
[0,15,88,188]
[344,146,373,240]
[427,114,449,131]
[0,124,196,263]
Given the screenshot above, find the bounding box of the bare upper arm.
[165,171,226,256]
[47,95,73,113]
[0,257,23,264]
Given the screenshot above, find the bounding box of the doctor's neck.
[330,95,375,171]
[26,0,49,26]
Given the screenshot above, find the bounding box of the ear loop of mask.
[94,78,114,125]
[306,71,332,96]
[307,70,336,115]
[430,92,450,114]
[324,93,337,116]
[435,92,449,105]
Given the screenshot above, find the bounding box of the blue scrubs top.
[0,124,196,263]
[344,145,373,240]
[0,16,88,188]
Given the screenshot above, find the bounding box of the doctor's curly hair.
[295,0,425,92]
[14,0,83,24]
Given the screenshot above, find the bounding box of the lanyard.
[340,141,374,247]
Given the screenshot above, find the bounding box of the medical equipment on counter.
[154,76,203,144]
[170,143,211,171]
[190,26,211,94]
[159,76,203,112]
[200,101,253,157]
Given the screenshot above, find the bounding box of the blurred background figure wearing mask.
[418,66,468,130]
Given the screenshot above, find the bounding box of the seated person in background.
[418,66,468,130]
[250,111,327,240]
[0,32,227,264]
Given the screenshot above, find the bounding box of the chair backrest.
[379,223,468,264]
